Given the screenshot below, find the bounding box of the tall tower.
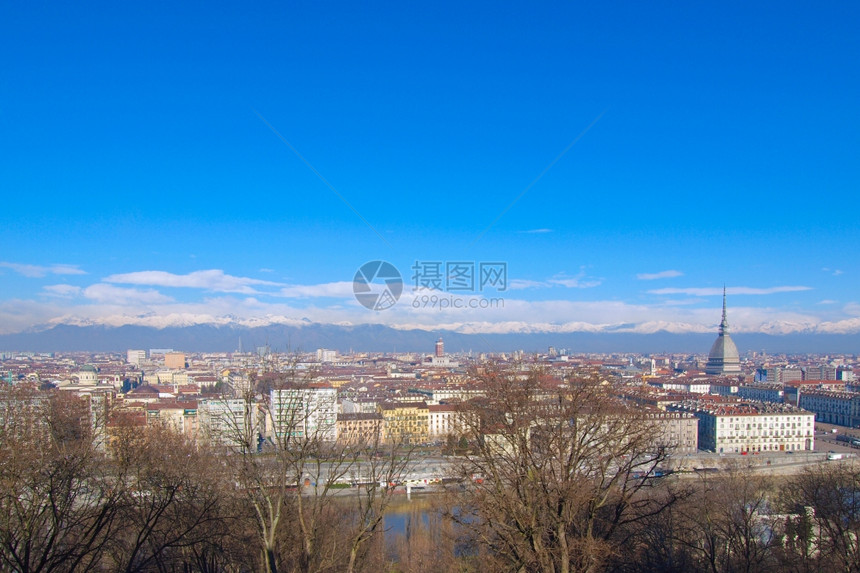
[435,337,444,358]
[705,287,742,375]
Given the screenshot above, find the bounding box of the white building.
[199,398,258,448]
[737,383,785,404]
[798,389,860,428]
[57,365,113,392]
[428,404,462,438]
[410,386,485,404]
[127,349,146,366]
[671,400,814,453]
[710,382,740,396]
[270,385,337,443]
[650,380,711,394]
[316,349,337,363]
[341,397,381,414]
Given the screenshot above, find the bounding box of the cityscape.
[3,295,860,569]
[5,295,860,460]
[3,1,860,572]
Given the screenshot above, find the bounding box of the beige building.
[164,352,186,370]
[336,412,384,445]
[648,410,698,455]
[145,400,199,439]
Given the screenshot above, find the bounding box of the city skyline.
[2,2,859,340]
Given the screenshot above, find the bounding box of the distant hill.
[0,323,857,355]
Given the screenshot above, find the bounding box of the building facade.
[798,389,860,428]
[164,352,186,370]
[672,400,814,453]
[270,385,338,443]
[379,401,429,445]
[737,383,785,404]
[649,411,699,455]
[336,412,384,445]
[199,398,258,448]
[428,403,463,438]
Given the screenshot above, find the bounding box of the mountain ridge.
[1,323,857,355]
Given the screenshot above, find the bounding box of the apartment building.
[428,403,464,438]
[671,400,814,453]
[199,398,259,448]
[648,410,699,455]
[378,401,429,445]
[336,412,384,445]
[798,389,860,427]
[270,384,337,442]
[737,383,785,404]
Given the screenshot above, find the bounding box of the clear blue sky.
[1,1,858,337]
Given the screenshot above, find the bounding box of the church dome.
[707,333,740,364]
[705,289,742,375]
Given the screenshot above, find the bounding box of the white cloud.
[508,279,549,290]
[649,286,812,296]
[547,268,601,289]
[105,269,283,294]
[508,269,601,290]
[82,284,174,305]
[518,228,553,234]
[0,295,849,335]
[654,298,704,306]
[637,270,683,280]
[3,280,860,336]
[812,318,860,334]
[43,284,82,298]
[278,281,355,298]
[547,276,602,289]
[0,299,72,334]
[0,262,86,278]
[842,303,860,317]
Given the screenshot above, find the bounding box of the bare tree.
[106,420,230,573]
[780,461,860,573]
[342,434,415,573]
[666,464,780,573]
[393,503,463,573]
[200,371,285,572]
[451,366,675,573]
[215,359,358,573]
[0,387,120,572]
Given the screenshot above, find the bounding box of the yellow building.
[378,401,429,445]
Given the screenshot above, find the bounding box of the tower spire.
[706,285,741,375]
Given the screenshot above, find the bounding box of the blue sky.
[1,1,859,338]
